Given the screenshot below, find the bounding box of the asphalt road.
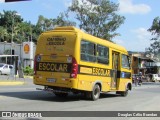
[0,76,160,120]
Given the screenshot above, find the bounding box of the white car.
[0,63,13,75]
[152,74,160,82]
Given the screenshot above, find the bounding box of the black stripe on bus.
[117,71,131,79]
[78,65,131,79]
[36,62,131,79]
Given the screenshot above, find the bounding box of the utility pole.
[11,12,20,65]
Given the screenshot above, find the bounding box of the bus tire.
[91,84,101,101]
[84,92,91,99]
[54,92,68,97]
[122,88,129,97]
[121,89,128,97]
[116,88,129,97]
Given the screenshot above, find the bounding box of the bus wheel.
[91,84,101,101]
[122,90,128,97]
[54,92,68,97]
[117,89,128,97]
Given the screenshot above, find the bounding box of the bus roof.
[45,26,128,54]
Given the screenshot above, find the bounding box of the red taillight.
[34,54,41,75]
[34,55,37,75]
[70,57,78,78]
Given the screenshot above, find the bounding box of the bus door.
[111,52,119,89]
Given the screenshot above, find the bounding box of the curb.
[0,81,26,86]
[133,85,160,89]
[24,76,33,79]
[15,75,33,79]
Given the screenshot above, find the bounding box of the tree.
[37,15,49,31]
[68,0,125,41]
[0,10,23,43]
[0,26,8,42]
[37,14,76,32]
[0,10,42,44]
[146,17,160,61]
[31,24,43,43]
[53,12,76,27]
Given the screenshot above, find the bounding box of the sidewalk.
[0,75,32,86]
[132,82,160,89]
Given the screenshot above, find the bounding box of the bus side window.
[97,44,109,64]
[81,40,96,62]
[122,54,130,69]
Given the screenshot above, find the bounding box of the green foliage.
[0,10,43,44]
[68,0,125,41]
[0,0,124,43]
[0,10,23,43]
[23,66,33,76]
[3,49,11,55]
[148,17,160,36]
[53,12,76,27]
[36,13,76,32]
[0,10,76,44]
[146,17,160,61]
[0,26,8,42]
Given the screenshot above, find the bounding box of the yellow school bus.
[34,26,132,100]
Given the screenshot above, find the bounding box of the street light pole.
[11,14,14,64]
[11,12,20,65]
[3,41,7,54]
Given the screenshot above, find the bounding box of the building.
[129,51,160,80]
[0,41,36,68]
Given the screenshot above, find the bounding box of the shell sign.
[23,42,34,59]
[24,44,30,54]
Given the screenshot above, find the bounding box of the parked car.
[152,74,160,82]
[0,63,13,75]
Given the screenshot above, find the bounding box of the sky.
[0,0,159,52]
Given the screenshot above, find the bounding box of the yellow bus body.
[34,26,132,100]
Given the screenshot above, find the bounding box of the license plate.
[47,78,56,83]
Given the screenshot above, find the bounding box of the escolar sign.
[92,67,110,77]
[79,66,111,77]
[36,62,71,73]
